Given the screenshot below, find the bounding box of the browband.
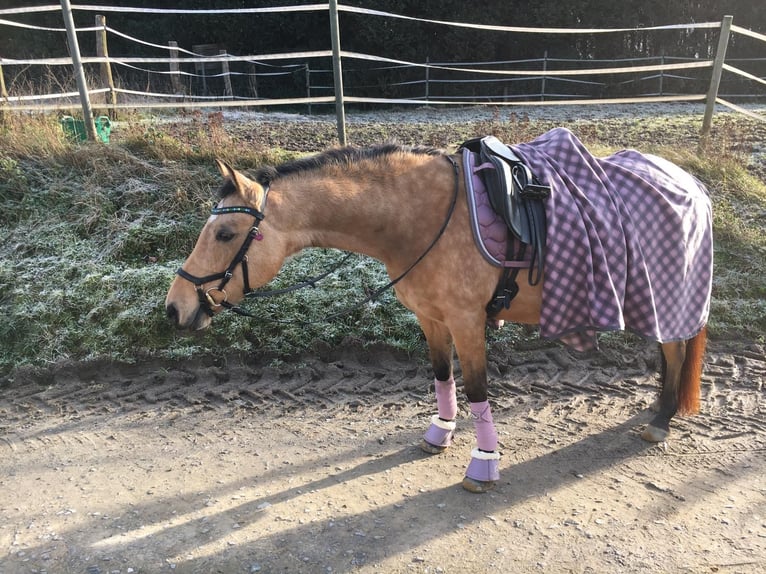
[211,205,264,220]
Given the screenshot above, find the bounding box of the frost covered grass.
[0,112,428,373]
[684,151,766,340]
[1,109,764,375]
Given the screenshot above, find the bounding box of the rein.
[245,252,354,299]
[176,155,460,323]
[309,155,460,324]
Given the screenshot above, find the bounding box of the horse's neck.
[271,162,430,263]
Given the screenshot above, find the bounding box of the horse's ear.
[215,158,235,179]
[214,159,265,205]
[214,159,256,196]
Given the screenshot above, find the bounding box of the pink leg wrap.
[434,377,457,421]
[423,377,458,449]
[470,400,498,452]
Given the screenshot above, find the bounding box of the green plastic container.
[60,115,112,143]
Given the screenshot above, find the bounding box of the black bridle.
[175,194,268,317]
[175,155,460,322]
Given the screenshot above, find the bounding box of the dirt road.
[1,338,764,573]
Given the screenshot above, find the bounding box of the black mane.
[215,143,444,199]
[253,143,444,189]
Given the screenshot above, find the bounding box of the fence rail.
[1,2,764,143]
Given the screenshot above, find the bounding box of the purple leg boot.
[462,400,500,492]
[465,448,501,482]
[422,377,457,453]
[423,415,457,448]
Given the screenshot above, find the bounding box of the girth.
[460,136,550,317]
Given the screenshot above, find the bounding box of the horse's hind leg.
[642,328,706,442]
[642,340,686,442]
[649,344,668,413]
[419,317,458,454]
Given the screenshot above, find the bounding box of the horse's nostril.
[166,303,179,324]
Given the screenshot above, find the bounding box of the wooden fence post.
[0,64,7,123]
[0,64,7,99]
[168,41,183,95]
[219,50,233,99]
[328,0,346,145]
[425,56,430,103]
[248,62,261,111]
[60,0,97,140]
[305,64,312,115]
[248,63,259,100]
[95,15,117,117]
[701,15,733,139]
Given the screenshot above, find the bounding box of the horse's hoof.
[641,424,669,443]
[420,440,448,454]
[461,476,497,493]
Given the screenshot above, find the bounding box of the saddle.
[460,136,550,316]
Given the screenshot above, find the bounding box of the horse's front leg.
[452,320,500,493]
[418,316,458,454]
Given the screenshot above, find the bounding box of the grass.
[1,108,765,377]
[684,150,766,337]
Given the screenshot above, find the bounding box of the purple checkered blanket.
[469,128,713,351]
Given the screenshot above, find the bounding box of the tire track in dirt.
[2,339,763,452]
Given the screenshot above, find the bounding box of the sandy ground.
[1,337,764,574]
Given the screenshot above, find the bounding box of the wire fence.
[1,2,764,141]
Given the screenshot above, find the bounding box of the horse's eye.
[216,229,235,242]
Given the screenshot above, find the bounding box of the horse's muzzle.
[166,301,212,331]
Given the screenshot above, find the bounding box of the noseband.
[175,195,268,317]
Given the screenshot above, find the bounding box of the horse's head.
[165,159,283,330]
